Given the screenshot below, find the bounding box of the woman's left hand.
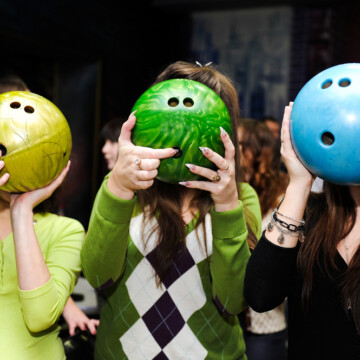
[10,161,71,213]
[180,127,239,212]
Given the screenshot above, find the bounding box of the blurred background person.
[260,115,281,140]
[99,117,124,171]
[238,117,289,360]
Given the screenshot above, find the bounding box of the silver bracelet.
[267,218,305,244]
[276,209,305,225]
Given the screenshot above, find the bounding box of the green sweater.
[81,179,261,360]
[0,213,84,360]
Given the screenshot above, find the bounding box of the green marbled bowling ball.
[131,79,232,184]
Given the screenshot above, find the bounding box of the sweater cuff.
[18,278,55,299]
[96,179,137,224]
[211,200,247,238]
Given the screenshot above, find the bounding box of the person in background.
[81,60,262,360]
[260,115,280,140]
[100,118,124,171]
[0,74,99,337]
[238,118,289,360]
[244,103,360,360]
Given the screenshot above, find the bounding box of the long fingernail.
[172,148,180,156]
[185,163,194,170]
[179,181,190,187]
[220,126,227,136]
[199,147,209,154]
[129,110,137,117]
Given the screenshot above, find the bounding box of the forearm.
[81,179,136,288]
[210,201,251,315]
[11,207,50,290]
[265,181,311,248]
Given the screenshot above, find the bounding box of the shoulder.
[35,213,85,233]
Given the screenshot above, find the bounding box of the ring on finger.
[212,174,221,183]
[135,158,142,169]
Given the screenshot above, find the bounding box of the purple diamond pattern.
[146,247,195,288]
[153,351,169,360]
[143,292,185,348]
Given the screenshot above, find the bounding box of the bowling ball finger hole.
[0,145,7,156]
[339,79,351,87]
[168,98,179,107]
[321,80,332,89]
[10,101,21,109]
[183,98,194,107]
[24,106,35,114]
[321,132,335,146]
[172,147,182,158]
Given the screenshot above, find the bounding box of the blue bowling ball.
[290,63,360,185]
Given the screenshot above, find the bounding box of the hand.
[179,126,239,212]
[281,103,314,187]
[10,161,71,214]
[0,153,10,187]
[107,111,179,199]
[62,297,100,336]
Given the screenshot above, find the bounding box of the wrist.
[214,198,239,212]
[107,174,135,200]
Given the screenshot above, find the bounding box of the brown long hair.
[137,61,258,284]
[299,182,360,333]
[238,118,289,216]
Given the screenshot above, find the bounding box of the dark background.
[0,0,359,227]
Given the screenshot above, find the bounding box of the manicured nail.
[172,148,180,156]
[220,126,227,136]
[129,110,137,117]
[179,181,190,187]
[185,163,194,170]
[199,146,209,154]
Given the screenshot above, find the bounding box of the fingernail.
[185,163,194,170]
[220,126,227,136]
[199,147,209,154]
[129,110,137,117]
[172,148,180,156]
[179,181,190,187]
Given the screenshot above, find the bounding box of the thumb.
[118,111,137,146]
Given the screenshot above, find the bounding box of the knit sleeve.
[209,200,251,316]
[81,176,137,289]
[244,233,299,312]
[18,217,84,332]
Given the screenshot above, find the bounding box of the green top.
[81,177,261,360]
[0,213,84,360]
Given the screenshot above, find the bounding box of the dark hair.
[100,118,125,144]
[238,117,288,216]
[137,61,258,285]
[0,75,28,93]
[299,183,360,333]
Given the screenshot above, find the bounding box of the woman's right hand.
[107,111,178,199]
[281,102,314,188]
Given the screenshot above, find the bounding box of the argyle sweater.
[81,177,261,360]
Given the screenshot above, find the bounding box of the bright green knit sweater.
[0,213,84,360]
[81,178,261,360]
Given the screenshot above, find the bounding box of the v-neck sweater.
[244,234,360,360]
[81,178,262,360]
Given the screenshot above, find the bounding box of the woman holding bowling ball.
[81,61,262,360]
[244,103,360,359]
[0,160,85,359]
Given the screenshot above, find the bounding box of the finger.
[185,163,218,182]
[69,324,75,337]
[199,146,232,171]
[136,169,158,181]
[134,179,154,189]
[135,146,179,160]
[134,158,160,171]
[87,320,99,335]
[281,106,293,153]
[179,179,217,193]
[219,127,235,161]
[45,161,71,193]
[118,111,137,146]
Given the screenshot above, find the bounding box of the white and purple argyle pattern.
[120,213,213,359]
